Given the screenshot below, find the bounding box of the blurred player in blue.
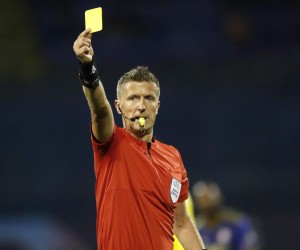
[192,181,261,250]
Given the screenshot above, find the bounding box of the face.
[193,183,223,217]
[115,81,160,135]
[196,192,221,215]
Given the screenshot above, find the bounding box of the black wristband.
[78,58,100,89]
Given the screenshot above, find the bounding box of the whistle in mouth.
[139,117,145,127]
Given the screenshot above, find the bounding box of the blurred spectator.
[0,0,44,81]
[0,245,24,250]
[0,215,91,250]
[192,181,261,250]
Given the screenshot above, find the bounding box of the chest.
[105,139,183,205]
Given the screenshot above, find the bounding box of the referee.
[73,29,207,250]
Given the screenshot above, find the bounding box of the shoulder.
[155,139,181,156]
[91,124,125,152]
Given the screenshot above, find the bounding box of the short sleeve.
[177,154,189,203]
[91,124,117,155]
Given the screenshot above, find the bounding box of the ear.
[156,100,160,115]
[114,99,122,114]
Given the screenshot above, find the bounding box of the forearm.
[174,216,206,250]
[83,82,111,117]
[83,82,114,142]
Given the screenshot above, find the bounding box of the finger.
[78,46,91,55]
[86,32,92,39]
[82,38,92,45]
[74,37,91,50]
[77,39,91,47]
[79,42,92,52]
[78,43,90,51]
[78,28,91,38]
[78,37,91,46]
[84,41,91,47]
[73,40,91,54]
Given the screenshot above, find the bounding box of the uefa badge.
[170,178,182,203]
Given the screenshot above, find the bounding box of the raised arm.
[73,29,114,142]
[174,201,207,250]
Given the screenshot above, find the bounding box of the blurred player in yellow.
[174,192,196,250]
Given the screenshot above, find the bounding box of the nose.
[137,98,146,112]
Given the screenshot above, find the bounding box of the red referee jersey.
[91,125,189,250]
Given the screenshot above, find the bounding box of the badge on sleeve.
[170,178,182,203]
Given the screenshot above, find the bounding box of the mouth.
[138,117,146,126]
[134,116,147,120]
[132,116,146,126]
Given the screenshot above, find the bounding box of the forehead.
[121,81,159,96]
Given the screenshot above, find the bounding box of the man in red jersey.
[73,29,207,250]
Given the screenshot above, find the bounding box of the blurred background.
[1,0,299,249]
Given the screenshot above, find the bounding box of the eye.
[145,95,155,101]
[128,95,139,101]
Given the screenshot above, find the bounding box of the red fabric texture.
[91,125,188,250]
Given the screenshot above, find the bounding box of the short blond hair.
[117,66,160,99]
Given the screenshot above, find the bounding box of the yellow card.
[85,7,103,33]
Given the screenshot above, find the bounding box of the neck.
[124,126,153,142]
[129,129,153,142]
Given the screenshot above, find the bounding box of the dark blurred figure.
[0,215,91,250]
[0,245,24,250]
[192,181,262,250]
